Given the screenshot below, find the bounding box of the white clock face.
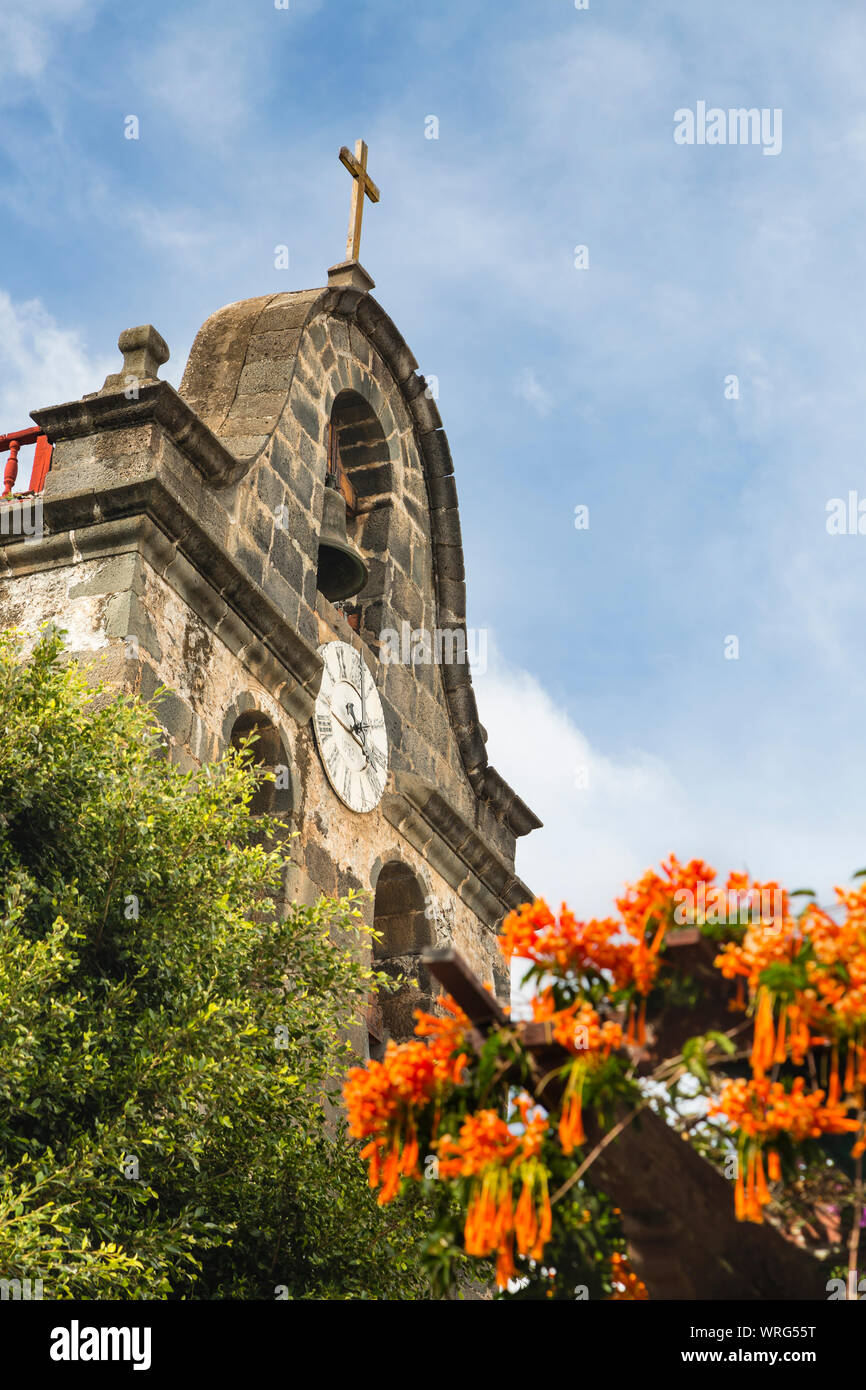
[313,641,389,813]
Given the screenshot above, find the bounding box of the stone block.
[428,473,458,512]
[255,463,285,515]
[68,552,139,598]
[270,527,305,592]
[419,429,454,477]
[246,329,302,363]
[304,839,338,896]
[256,299,316,334]
[433,544,464,582]
[431,506,462,548]
[437,577,466,623]
[224,391,287,429]
[290,391,323,444]
[218,432,269,460]
[249,504,274,556]
[407,386,442,434]
[232,542,264,589]
[153,687,193,745]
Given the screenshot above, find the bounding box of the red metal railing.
[0,427,53,498]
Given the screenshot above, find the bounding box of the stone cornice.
[2,477,324,724]
[383,772,533,927]
[32,382,246,487]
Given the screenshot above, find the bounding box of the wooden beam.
[423,947,509,1027]
[424,946,825,1300]
[337,466,358,515]
[581,1105,824,1300]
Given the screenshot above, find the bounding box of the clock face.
[313,641,389,813]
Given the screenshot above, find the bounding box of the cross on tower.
[339,139,380,263]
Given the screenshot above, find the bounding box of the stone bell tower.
[0,142,541,1054]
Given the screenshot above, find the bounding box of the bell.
[316,476,369,601]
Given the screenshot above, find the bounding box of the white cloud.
[475,636,866,929]
[127,0,324,148]
[131,14,257,144]
[0,0,103,80]
[516,368,554,418]
[0,290,114,436]
[474,641,690,918]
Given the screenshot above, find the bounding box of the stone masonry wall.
[0,546,510,1011]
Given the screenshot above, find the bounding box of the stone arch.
[223,697,297,817]
[372,859,433,958]
[324,387,395,632]
[369,859,436,1052]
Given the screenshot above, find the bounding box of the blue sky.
[2,0,866,914]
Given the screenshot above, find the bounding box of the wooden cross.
[339,139,380,262]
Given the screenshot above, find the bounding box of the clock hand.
[332,706,367,750]
[347,699,370,742]
[346,700,372,767]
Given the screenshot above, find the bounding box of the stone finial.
[327,260,375,293]
[99,324,170,394]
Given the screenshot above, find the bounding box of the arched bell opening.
[316,390,394,634]
[367,860,435,1059]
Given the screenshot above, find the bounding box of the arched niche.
[227,708,294,818]
[369,861,436,1056]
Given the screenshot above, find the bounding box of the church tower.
[0,143,540,1054]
